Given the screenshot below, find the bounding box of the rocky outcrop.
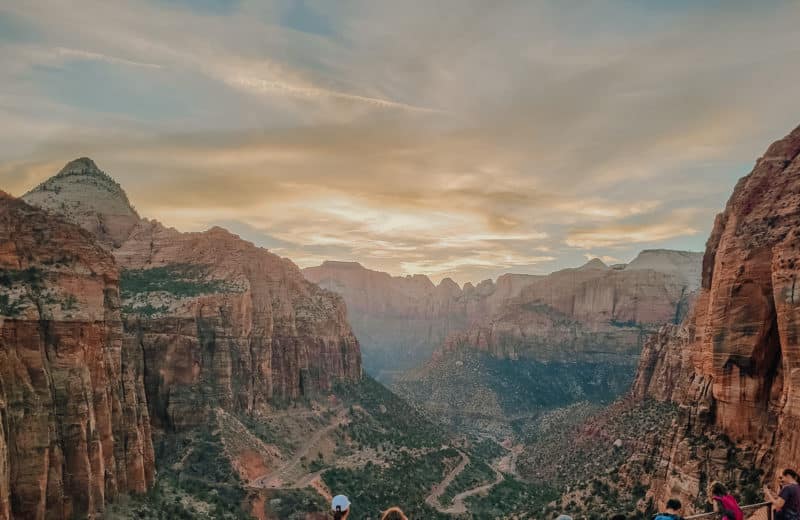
[23,160,362,431]
[442,255,699,364]
[629,123,800,511]
[23,158,140,248]
[0,192,154,519]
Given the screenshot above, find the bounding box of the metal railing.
[685,501,772,520]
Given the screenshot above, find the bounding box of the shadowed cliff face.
[303,261,538,376]
[0,192,154,519]
[631,123,800,509]
[22,160,362,431]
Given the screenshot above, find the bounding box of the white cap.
[332,495,350,512]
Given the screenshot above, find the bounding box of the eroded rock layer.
[630,123,800,510]
[0,192,154,519]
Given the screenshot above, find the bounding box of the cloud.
[224,74,446,114]
[565,217,701,249]
[0,1,799,283]
[54,47,163,69]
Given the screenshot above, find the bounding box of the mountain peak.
[578,258,608,271]
[22,158,140,248]
[57,156,101,175]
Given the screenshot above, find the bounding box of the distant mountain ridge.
[304,250,702,377]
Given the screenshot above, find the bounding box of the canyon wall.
[442,254,699,364]
[630,123,800,509]
[0,192,154,519]
[305,252,700,375]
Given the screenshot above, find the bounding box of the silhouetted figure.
[765,469,800,520]
[331,495,351,520]
[708,482,743,520]
[381,506,409,520]
[653,498,683,520]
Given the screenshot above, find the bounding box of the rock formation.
[630,123,800,510]
[305,254,700,375]
[442,254,700,364]
[0,192,154,519]
[23,158,141,248]
[23,159,362,430]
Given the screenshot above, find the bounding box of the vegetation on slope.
[120,264,238,299]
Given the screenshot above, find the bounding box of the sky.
[1,1,799,284]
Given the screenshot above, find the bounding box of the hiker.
[653,498,683,520]
[331,495,351,520]
[708,482,743,520]
[765,468,800,520]
[555,515,573,520]
[381,506,409,520]
[610,515,627,520]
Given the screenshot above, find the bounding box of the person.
[610,515,627,520]
[331,495,350,520]
[765,468,800,520]
[708,482,743,520]
[653,498,683,520]
[555,515,573,520]
[381,507,409,520]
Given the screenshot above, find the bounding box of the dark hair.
[784,469,800,481]
[710,482,728,496]
[666,498,682,511]
[610,515,627,520]
[333,511,346,520]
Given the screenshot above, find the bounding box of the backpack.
[713,495,743,520]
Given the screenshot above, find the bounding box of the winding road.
[426,446,520,516]
[425,451,471,510]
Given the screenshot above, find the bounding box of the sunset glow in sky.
[1,1,799,283]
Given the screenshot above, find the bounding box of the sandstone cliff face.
[443,256,698,364]
[0,192,154,519]
[116,221,362,429]
[630,123,800,510]
[23,160,362,431]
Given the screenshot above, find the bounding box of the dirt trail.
[251,409,348,489]
[425,451,470,510]
[427,445,521,516]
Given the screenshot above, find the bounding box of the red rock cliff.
[631,123,800,507]
[23,159,362,430]
[0,192,154,519]
[116,221,362,429]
